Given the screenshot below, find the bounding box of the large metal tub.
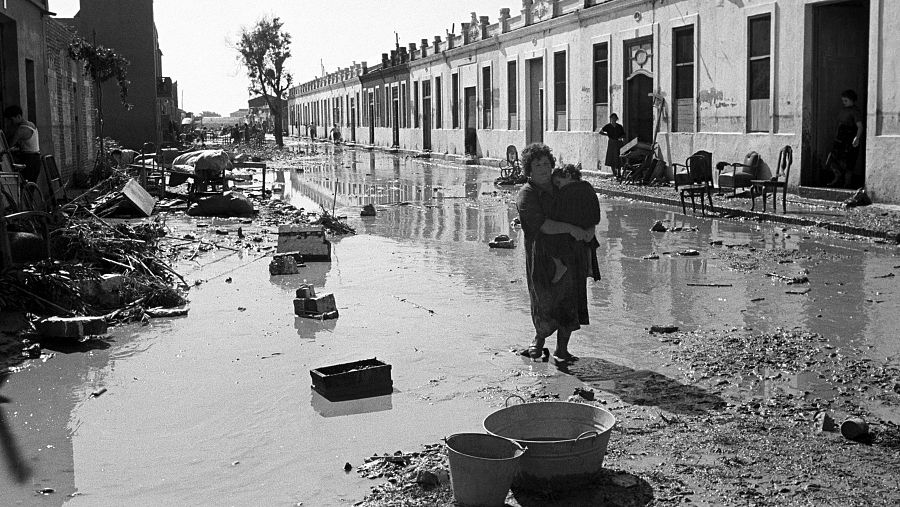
[483,398,616,490]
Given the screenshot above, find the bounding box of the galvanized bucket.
[445,433,525,507]
[483,396,616,491]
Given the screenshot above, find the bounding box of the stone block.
[294,294,337,316]
[296,284,317,298]
[36,316,108,338]
[277,224,331,261]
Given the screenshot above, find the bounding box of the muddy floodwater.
[2,147,899,505]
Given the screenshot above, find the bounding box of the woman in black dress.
[599,113,625,179]
[516,144,596,363]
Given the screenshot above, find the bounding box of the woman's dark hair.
[3,105,23,118]
[609,113,619,120]
[521,143,556,176]
[841,89,858,102]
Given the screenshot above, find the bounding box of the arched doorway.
[624,36,654,143]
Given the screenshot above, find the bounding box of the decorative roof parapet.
[500,8,511,33]
[522,0,533,26]
[479,15,490,39]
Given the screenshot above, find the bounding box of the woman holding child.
[516,143,601,363]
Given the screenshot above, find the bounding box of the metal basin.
[483,398,616,490]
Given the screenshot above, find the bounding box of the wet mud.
[1,145,898,505]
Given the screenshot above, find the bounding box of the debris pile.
[313,210,355,235]
[0,209,187,323]
[489,234,515,249]
[355,445,453,506]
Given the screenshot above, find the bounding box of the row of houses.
[1,0,177,187]
[287,0,900,204]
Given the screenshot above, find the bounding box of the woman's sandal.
[551,352,579,364]
[519,346,548,361]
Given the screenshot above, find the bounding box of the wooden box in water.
[310,358,393,401]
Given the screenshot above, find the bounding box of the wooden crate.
[310,358,392,401]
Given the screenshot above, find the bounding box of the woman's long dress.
[516,181,590,339]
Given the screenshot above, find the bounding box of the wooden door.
[624,37,654,143]
[464,87,477,155]
[808,0,868,186]
[350,98,356,142]
[527,58,544,145]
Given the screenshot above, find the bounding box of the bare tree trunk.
[273,107,284,147]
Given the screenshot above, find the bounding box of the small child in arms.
[545,164,601,284]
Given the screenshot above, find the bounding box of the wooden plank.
[121,178,157,217]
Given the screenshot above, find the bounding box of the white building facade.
[290,0,900,203]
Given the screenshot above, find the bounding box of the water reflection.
[293,316,338,338]
[309,390,393,418]
[281,148,899,364]
[0,373,31,484]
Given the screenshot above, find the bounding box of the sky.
[49,0,513,116]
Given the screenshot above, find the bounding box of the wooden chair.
[678,152,715,215]
[672,150,711,190]
[717,151,760,197]
[751,146,793,213]
[0,172,52,270]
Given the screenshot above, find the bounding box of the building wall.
[866,0,900,202]
[74,0,160,150]
[45,17,97,183]
[289,67,363,142]
[1,0,54,160]
[293,0,900,203]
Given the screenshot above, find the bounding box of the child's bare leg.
[551,257,567,284]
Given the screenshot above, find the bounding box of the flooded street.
[2,147,899,505]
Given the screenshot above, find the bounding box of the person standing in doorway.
[827,89,864,188]
[3,105,41,183]
[599,113,625,179]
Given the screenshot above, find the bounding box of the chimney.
[522,0,533,26]
[433,36,442,54]
[381,53,389,67]
[461,22,471,44]
[552,0,561,18]
[399,46,408,63]
[390,49,397,66]
[479,15,490,39]
[500,8,511,33]
[446,29,455,50]
[361,61,368,73]
[408,43,417,61]
[421,38,429,58]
